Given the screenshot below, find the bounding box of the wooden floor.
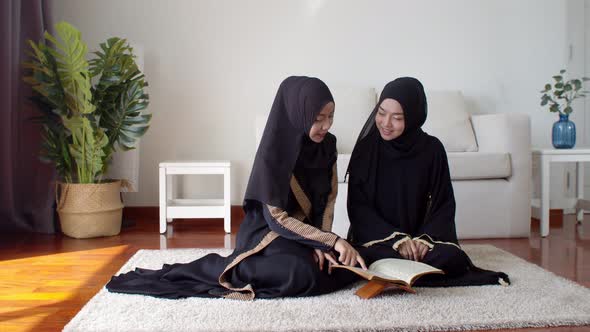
[1,214,589,332]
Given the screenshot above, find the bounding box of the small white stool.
[159,161,231,234]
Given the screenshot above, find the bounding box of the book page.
[368,258,442,285]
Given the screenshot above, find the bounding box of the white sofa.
[332,90,532,239]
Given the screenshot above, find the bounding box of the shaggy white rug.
[63,245,590,332]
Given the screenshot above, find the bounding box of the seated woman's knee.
[431,243,462,258]
[423,243,469,275]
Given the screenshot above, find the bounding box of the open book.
[331,258,444,299]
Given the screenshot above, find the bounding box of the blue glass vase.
[552,113,576,149]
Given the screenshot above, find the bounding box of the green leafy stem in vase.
[540,69,589,115]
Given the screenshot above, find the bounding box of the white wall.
[51,0,579,206]
[540,0,588,211]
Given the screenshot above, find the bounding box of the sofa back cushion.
[422,90,478,152]
[328,86,377,154]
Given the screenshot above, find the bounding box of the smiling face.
[375,98,405,141]
[308,101,335,143]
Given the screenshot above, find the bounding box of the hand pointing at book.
[333,238,367,270]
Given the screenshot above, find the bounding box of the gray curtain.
[0,0,56,233]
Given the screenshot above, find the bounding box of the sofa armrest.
[471,113,532,237]
[471,113,531,182]
[471,113,530,155]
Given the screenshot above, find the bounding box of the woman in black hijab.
[347,77,509,287]
[106,76,364,300]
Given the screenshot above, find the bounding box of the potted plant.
[540,69,589,149]
[23,21,151,238]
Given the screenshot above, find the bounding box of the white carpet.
[63,245,590,332]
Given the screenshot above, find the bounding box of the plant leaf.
[64,116,108,183]
[100,80,151,151]
[572,79,582,90]
[45,22,94,115]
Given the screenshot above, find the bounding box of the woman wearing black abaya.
[347,77,510,287]
[106,76,364,300]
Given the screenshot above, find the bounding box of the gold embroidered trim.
[362,231,410,248]
[267,205,338,249]
[290,176,311,219]
[414,234,461,250]
[223,291,256,300]
[218,231,279,300]
[291,208,306,222]
[321,163,338,232]
[392,236,411,250]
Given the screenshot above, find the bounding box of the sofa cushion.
[422,91,478,153]
[448,152,512,180]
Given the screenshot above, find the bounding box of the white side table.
[159,161,231,234]
[532,148,590,237]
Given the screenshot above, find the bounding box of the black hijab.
[347,77,458,244]
[244,76,336,213]
[359,77,427,143]
[348,77,429,182]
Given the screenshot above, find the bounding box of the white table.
[159,161,231,234]
[532,148,590,237]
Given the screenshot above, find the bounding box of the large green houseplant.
[23,21,151,238]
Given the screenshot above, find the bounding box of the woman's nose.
[383,119,393,129]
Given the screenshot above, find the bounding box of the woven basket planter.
[56,180,123,239]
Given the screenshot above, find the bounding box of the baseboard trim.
[124,206,568,230]
[123,205,245,223]
[123,205,564,228]
[530,209,564,227]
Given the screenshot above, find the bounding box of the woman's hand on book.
[398,240,429,262]
[334,238,368,270]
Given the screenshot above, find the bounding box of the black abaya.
[347,77,509,287]
[106,76,357,300]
